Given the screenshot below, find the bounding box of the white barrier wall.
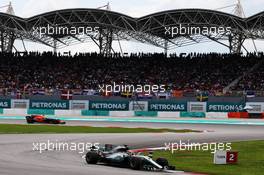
[206,112,228,119]
[54,110,82,116]
[109,111,135,117]
[158,112,180,118]
[3,109,27,115]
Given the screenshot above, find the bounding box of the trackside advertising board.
[89,101,129,111]
[0,99,11,108]
[207,102,244,112]
[30,100,70,110]
[148,101,187,111]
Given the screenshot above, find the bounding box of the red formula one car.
[25,115,66,124]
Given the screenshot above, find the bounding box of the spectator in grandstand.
[0,51,262,97]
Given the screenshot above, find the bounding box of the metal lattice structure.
[0,2,16,52]
[0,8,264,53]
[246,12,264,39]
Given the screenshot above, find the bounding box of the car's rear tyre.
[86,151,99,164]
[26,116,34,124]
[129,157,142,170]
[156,157,169,169]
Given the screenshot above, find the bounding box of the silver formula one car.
[85,144,175,171]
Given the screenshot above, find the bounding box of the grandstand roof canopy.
[0,8,263,49]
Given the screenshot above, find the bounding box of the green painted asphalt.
[1,116,264,126]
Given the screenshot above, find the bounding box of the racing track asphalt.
[0,120,264,175]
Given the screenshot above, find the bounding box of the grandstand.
[0,1,263,101]
[0,51,263,101]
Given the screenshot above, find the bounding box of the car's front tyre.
[129,157,142,170]
[86,151,99,164]
[156,157,169,169]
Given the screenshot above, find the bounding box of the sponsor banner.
[188,102,206,112]
[0,99,11,108]
[70,100,88,110]
[245,102,264,113]
[30,100,69,110]
[207,102,244,112]
[89,101,129,111]
[12,99,29,109]
[148,101,187,111]
[129,101,148,111]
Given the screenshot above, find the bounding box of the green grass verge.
[154,140,264,175]
[0,124,200,134]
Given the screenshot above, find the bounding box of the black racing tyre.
[156,157,169,168]
[129,157,142,170]
[85,151,99,164]
[26,116,34,124]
